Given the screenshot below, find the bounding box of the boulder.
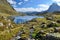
[46,17,53,20]
[57,20,60,23]
[18,38,28,40]
[47,21,57,27]
[41,22,46,28]
[41,24,46,28]
[0,22,4,26]
[30,27,34,33]
[7,16,15,21]
[54,27,60,33]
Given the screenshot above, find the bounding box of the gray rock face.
[47,3,60,12]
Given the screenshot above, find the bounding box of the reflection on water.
[14,16,44,24]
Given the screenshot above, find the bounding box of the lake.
[14,16,44,24]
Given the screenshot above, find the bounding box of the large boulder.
[18,38,28,40]
[47,21,57,27]
[7,16,15,21]
[54,27,60,33]
[40,22,47,28]
[30,27,34,33]
[57,20,60,23]
[45,33,60,40]
[46,17,53,20]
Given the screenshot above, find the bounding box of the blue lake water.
[14,16,44,24]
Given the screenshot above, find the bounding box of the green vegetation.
[0,0,25,16]
[0,15,22,40]
[0,13,60,40]
[0,0,60,40]
[17,14,60,40]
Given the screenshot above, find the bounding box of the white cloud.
[14,7,49,12]
[52,0,60,2]
[12,5,17,8]
[38,4,49,10]
[52,0,60,6]
[24,0,29,1]
[14,4,50,12]
[57,3,60,6]
[7,0,16,5]
[18,2,23,5]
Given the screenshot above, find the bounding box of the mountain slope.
[0,0,21,16]
[47,3,60,12]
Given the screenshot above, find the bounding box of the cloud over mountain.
[7,0,16,5]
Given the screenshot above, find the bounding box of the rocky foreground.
[0,15,23,40]
[10,15,60,40]
[0,14,60,40]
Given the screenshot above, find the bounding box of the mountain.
[23,12,41,15]
[47,3,60,12]
[0,0,21,16]
[36,3,60,15]
[17,2,60,16]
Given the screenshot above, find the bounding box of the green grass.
[0,27,21,40]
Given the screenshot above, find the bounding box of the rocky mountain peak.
[47,2,60,12]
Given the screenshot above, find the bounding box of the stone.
[54,27,60,33]
[18,38,28,40]
[16,36,21,39]
[30,27,34,33]
[8,19,11,22]
[28,38,35,40]
[8,23,11,26]
[7,16,15,21]
[0,22,4,26]
[41,24,46,28]
[47,21,57,27]
[57,20,60,23]
[39,30,45,34]
[41,22,47,28]
[41,22,46,24]
[9,25,14,28]
[46,17,53,20]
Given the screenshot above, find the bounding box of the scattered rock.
[40,22,47,28]
[39,30,45,34]
[18,37,28,40]
[47,21,57,27]
[43,33,60,40]
[30,27,34,33]
[8,19,11,22]
[54,27,60,33]
[0,22,4,26]
[7,16,15,21]
[8,23,11,26]
[57,20,60,23]
[41,22,46,24]
[41,24,46,28]
[16,36,21,40]
[46,17,53,20]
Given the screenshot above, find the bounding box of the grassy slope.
[0,0,21,16]
[0,16,23,40]
[0,0,25,40]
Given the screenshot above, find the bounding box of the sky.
[7,0,60,12]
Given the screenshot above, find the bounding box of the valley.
[0,0,60,40]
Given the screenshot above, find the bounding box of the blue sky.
[7,0,60,12]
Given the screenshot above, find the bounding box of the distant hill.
[0,0,22,16]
